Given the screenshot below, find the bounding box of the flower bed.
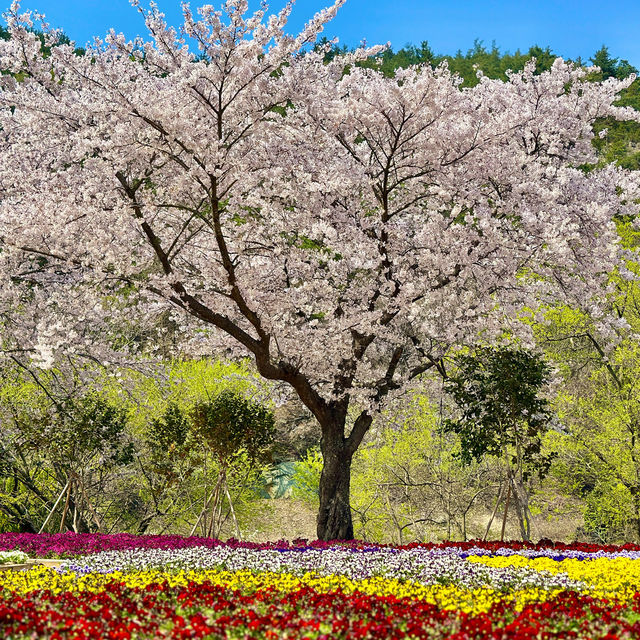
[2,532,639,557]
[1,534,640,638]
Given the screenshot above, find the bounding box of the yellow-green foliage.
[553,341,640,535]
[291,449,323,505]
[350,396,439,541]
[0,365,61,417]
[97,358,272,435]
[0,358,275,535]
[352,394,492,542]
[530,217,640,541]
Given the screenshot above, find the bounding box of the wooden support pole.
[484,484,504,541]
[38,482,69,534]
[189,492,212,537]
[223,480,241,540]
[59,482,72,533]
[500,483,511,542]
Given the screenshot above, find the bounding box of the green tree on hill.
[590,45,638,80]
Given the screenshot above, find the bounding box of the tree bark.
[317,436,354,541]
[508,473,531,541]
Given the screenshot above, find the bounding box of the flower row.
[1,532,639,557]
[0,565,574,614]
[58,546,583,594]
[3,555,640,611]
[2,536,640,639]
[1,578,640,640]
[53,545,640,599]
[468,554,640,601]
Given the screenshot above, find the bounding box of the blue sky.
[6,0,640,67]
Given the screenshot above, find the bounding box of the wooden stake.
[59,482,72,533]
[76,477,103,531]
[484,484,504,541]
[39,482,69,534]
[207,473,224,538]
[500,483,511,542]
[223,479,241,540]
[189,494,210,537]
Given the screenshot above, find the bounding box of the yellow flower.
[0,566,559,615]
[467,554,640,601]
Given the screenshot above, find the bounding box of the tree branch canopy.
[1,0,639,430]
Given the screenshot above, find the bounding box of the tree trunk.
[317,438,354,541]
[508,473,531,541]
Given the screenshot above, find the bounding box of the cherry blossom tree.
[1,0,639,540]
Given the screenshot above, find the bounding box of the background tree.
[0,364,52,533]
[590,46,637,80]
[1,0,639,540]
[350,396,494,543]
[139,402,193,534]
[121,359,275,537]
[0,354,278,537]
[190,390,275,538]
[0,364,133,533]
[556,344,640,542]
[356,39,558,84]
[444,347,556,540]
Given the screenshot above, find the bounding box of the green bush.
[583,481,635,543]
